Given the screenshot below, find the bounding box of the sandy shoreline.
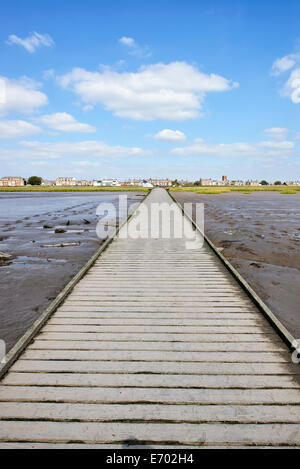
[174,191,300,339]
[0,191,143,352]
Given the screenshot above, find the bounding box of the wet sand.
[174,191,300,339]
[0,192,143,352]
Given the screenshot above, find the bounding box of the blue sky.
[1,0,300,181]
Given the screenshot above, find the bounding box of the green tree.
[28,176,42,186]
[260,180,269,185]
[274,180,282,185]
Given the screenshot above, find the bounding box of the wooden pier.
[0,187,299,448]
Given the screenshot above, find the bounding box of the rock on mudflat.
[55,228,66,234]
[0,252,12,260]
[41,242,79,248]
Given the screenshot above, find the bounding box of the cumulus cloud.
[264,127,289,141]
[0,76,48,116]
[282,68,300,103]
[36,112,96,133]
[271,54,298,76]
[119,36,136,47]
[0,140,152,161]
[58,62,238,121]
[0,120,41,139]
[171,138,295,158]
[271,52,300,104]
[6,32,54,53]
[119,36,151,58]
[154,129,186,142]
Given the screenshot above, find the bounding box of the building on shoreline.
[94,179,121,187]
[76,180,93,186]
[41,179,55,186]
[121,179,143,187]
[245,180,261,186]
[229,180,244,186]
[198,177,261,187]
[149,179,172,187]
[55,177,76,186]
[199,178,226,186]
[121,178,171,187]
[286,180,300,186]
[0,176,25,186]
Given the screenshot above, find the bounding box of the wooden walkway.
[0,187,299,448]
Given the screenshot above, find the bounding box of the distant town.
[0,175,299,187]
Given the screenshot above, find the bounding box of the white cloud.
[264,127,289,140]
[171,138,295,158]
[0,120,41,139]
[119,36,151,58]
[76,161,101,167]
[0,76,48,116]
[58,62,238,121]
[258,140,294,150]
[271,54,298,76]
[36,112,96,133]
[119,36,136,47]
[271,52,300,104]
[154,129,186,142]
[283,68,300,103]
[0,79,5,104]
[6,32,54,53]
[0,140,152,161]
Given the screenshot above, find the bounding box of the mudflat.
[174,191,300,339]
[0,191,143,352]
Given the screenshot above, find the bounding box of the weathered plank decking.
[0,187,299,448]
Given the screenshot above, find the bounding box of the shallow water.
[0,192,130,221]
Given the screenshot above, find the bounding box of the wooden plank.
[68,293,247,299]
[63,299,252,306]
[0,443,296,449]
[47,318,265,326]
[58,306,257,313]
[42,325,276,334]
[1,386,300,404]
[3,372,299,389]
[73,289,242,294]
[11,360,300,375]
[0,402,299,423]
[0,421,299,445]
[53,311,261,319]
[29,339,287,352]
[0,443,297,449]
[74,285,242,289]
[20,349,290,363]
[37,332,281,343]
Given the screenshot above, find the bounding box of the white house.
[97,179,121,187]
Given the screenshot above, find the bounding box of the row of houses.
[52,177,172,187]
[198,177,261,187]
[122,179,172,187]
[1,176,299,187]
[286,181,300,186]
[0,177,26,186]
[0,176,172,187]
